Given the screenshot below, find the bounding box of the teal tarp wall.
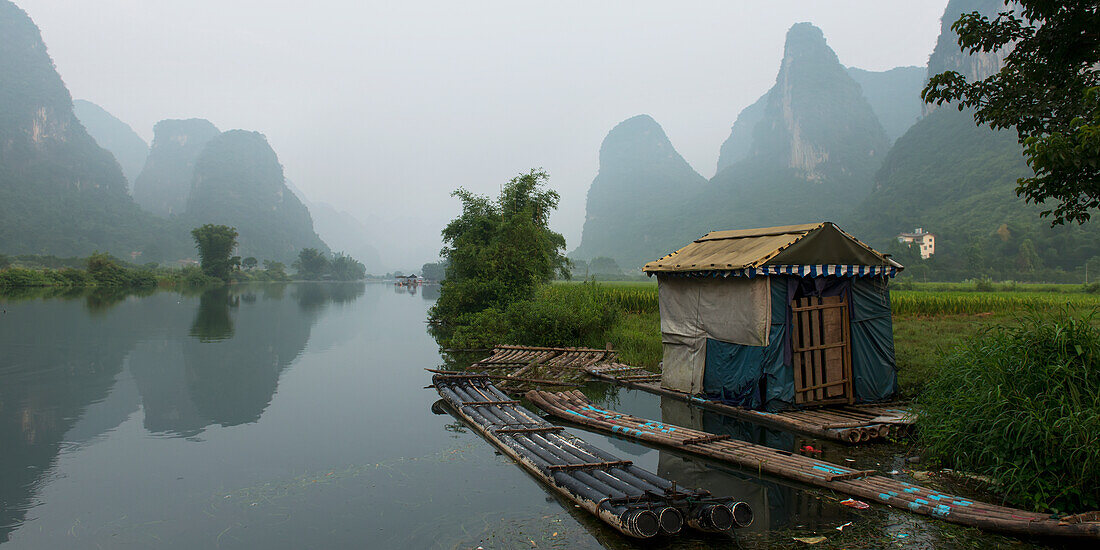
[703,278,792,410]
[701,276,896,410]
[849,277,898,401]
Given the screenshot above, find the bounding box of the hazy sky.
[19,0,949,270]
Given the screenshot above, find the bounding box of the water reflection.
[189,286,237,341]
[420,283,440,300]
[0,283,363,543]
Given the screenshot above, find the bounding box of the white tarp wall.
[657,276,771,393]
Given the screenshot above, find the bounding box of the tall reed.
[917,309,1100,513]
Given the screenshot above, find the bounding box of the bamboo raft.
[433,374,754,539]
[586,362,913,444]
[465,345,621,390]
[526,390,1100,541]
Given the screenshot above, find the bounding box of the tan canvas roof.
[642,222,901,273]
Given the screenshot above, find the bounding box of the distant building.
[897,228,935,259]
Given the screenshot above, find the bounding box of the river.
[0,284,1050,549]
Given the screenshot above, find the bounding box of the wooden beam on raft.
[425,369,583,387]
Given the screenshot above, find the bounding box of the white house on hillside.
[897,228,935,259]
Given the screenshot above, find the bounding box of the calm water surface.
[0,284,1040,549]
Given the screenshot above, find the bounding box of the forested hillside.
[0,1,179,259]
[849,0,1100,280]
[573,1,1100,281]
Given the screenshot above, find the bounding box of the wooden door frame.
[790,294,854,407]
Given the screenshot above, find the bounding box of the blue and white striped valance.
[658,265,900,279]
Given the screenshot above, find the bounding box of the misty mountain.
[574,23,892,270]
[715,93,767,174]
[72,100,149,189]
[571,115,707,270]
[699,23,889,229]
[845,66,925,143]
[133,118,220,217]
[285,180,384,272]
[185,130,329,262]
[306,202,383,273]
[0,1,175,258]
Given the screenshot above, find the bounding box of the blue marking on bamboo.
[933,504,952,517]
[952,500,972,507]
[903,487,919,493]
[878,491,898,501]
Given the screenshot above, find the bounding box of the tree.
[421,260,447,282]
[190,224,239,281]
[242,257,258,270]
[262,260,289,281]
[589,256,623,276]
[1015,238,1042,272]
[330,253,366,281]
[294,248,330,279]
[429,169,570,333]
[922,1,1100,225]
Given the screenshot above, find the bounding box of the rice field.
[555,280,1100,317]
[891,290,1100,316]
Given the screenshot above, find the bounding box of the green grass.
[546,281,1100,394]
[917,309,1100,513]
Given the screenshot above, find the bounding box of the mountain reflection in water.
[0,283,364,542]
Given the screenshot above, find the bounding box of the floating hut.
[643,222,902,410]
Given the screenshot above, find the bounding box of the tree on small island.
[242,257,258,271]
[191,224,239,281]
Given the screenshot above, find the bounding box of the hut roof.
[642,222,902,275]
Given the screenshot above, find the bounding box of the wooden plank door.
[790,295,854,406]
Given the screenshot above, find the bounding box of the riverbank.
[0,253,300,293]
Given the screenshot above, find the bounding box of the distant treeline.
[0,249,366,292]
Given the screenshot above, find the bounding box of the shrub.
[181,265,218,287]
[0,267,52,288]
[58,267,93,286]
[917,309,1100,513]
[87,253,133,287]
[442,283,620,349]
[973,276,995,292]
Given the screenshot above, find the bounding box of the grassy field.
[551,280,1100,397]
